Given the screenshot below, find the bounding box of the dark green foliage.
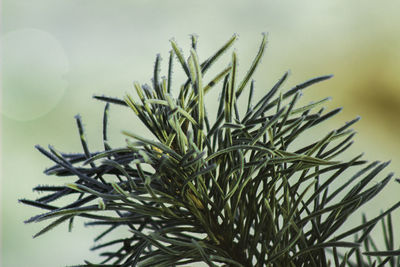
[22,34,400,266]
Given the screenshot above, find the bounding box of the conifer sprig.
[22,34,400,267]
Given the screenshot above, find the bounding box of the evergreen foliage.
[22,34,400,266]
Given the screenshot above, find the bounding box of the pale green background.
[2,1,400,266]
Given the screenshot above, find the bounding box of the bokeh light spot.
[2,28,69,121]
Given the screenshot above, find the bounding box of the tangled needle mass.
[22,34,400,267]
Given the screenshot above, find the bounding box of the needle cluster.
[22,34,400,267]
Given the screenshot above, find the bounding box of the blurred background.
[1,1,400,266]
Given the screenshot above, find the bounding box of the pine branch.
[22,34,400,267]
